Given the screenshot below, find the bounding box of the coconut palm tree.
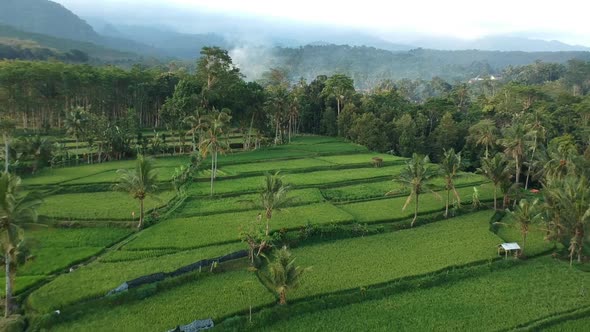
[113,155,158,229]
[263,246,310,305]
[64,107,88,165]
[259,172,292,237]
[468,119,497,159]
[0,173,42,317]
[0,117,16,173]
[392,153,438,227]
[545,175,590,264]
[440,148,462,218]
[0,239,33,314]
[498,122,528,184]
[523,113,546,189]
[185,108,207,153]
[198,109,231,196]
[501,199,543,256]
[478,154,511,210]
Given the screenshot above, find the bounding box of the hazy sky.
[54,0,590,45]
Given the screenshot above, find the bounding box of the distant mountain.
[411,36,590,52]
[0,0,100,43]
[0,0,168,58]
[87,20,228,59]
[233,44,590,88]
[0,24,141,63]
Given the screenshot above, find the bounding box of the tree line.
[0,48,589,176]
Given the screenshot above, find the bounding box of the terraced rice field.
[8,136,586,332]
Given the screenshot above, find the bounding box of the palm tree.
[0,117,16,173]
[113,155,158,229]
[440,149,462,218]
[64,107,88,165]
[0,173,42,317]
[263,246,310,305]
[478,154,511,210]
[524,113,546,189]
[259,172,292,237]
[501,199,543,256]
[392,153,438,227]
[1,240,33,313]
[198,110,231,196]
[545,175,590,264]
[468,119,497,158]
[265,87,289,145]
[498,122,528,184]
[185,108,206,153]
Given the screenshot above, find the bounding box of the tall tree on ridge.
[199,109,231,195]
[440,148,462,218]
[114,155,158,229]
[0,173,42,317]
[392,153,438,227]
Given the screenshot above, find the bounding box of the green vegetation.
[262,257,590,331]
[322,173,485,202]
[176,188,324,217]
[288,211,499,299]
[38,191,175,220]
[338,184,495,223]
[545,316,590,332]
[188,165,404,196]
[51,269,275,332]
[2,36,590,329]
[26,242,244,312]
[1,227,130,289]
[125,203,355,250]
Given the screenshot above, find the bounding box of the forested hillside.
[0,24,146,64]
[0,0,99,42]
[240,45,590,87]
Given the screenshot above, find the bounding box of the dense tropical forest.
[1,48,590,170]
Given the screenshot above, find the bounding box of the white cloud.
[55,0,590,45]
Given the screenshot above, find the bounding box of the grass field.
[26,242,245,312]
[11,135,589,331]
[38,191,176,220]
[50,268,275,332]
[262,257,590,331]
[287,211,500,299]
[125,203,355,250]
[176,188,325,217]
[1,227,130,296]
[545,316,590,332]
[322,173,487,202]
[188,165,404,196]
[337,183,495,223]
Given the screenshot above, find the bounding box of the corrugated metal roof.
[500,243,521,250]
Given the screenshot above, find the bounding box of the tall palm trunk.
[75,138,79,165]
[247,114,254,151]
[3,133,9,173]
[412,193,419,227]
[493,186,498,210]
[138,198,144,229]
[5,251,11,317]
[210,152,215,196]
[525,138,537,190]
[514,156,520,184]
[445,188,450,218]
[576,227,584,263]
[265,209,272,236]
[521,226,528,256]
[279,289,287,305]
